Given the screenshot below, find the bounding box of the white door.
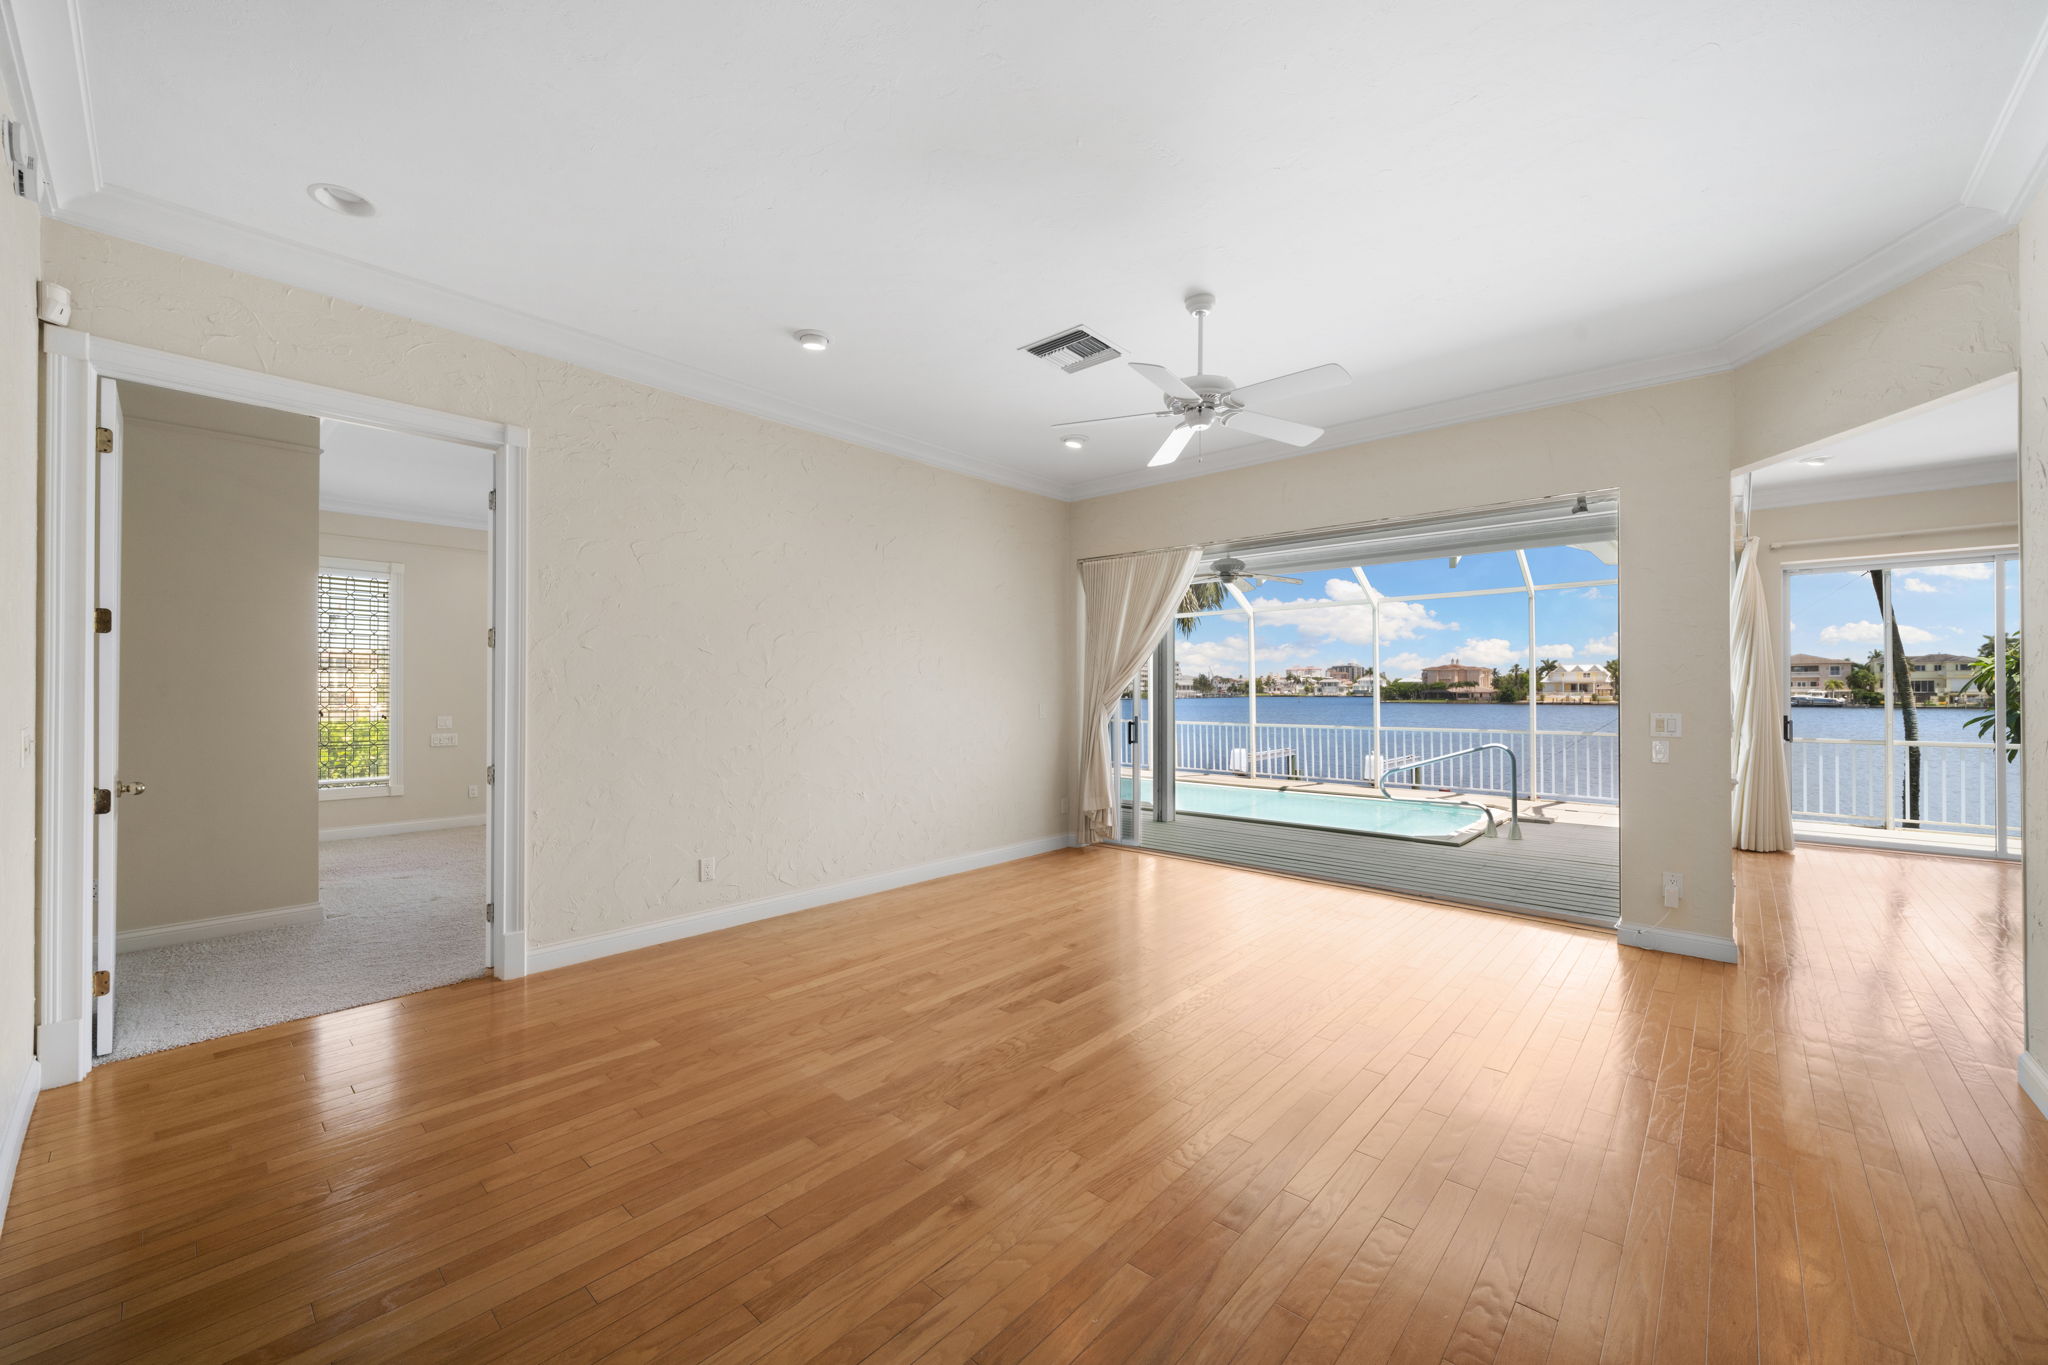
[92,377,124,1055]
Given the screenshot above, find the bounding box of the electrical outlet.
[1650,739,1670,764]
[699,857,718,882]
[1662,872,1683,908]
[429,732,458,748]
[467,784,480,799]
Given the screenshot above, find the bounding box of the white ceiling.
[10,0,2048,500]
[1746,375,2018,509]
[320,420,493,529]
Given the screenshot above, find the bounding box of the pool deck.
[1132,797,1621,927]
[1171,772,1619,828]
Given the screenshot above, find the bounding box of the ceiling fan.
[1193,556,1301,588]
[1055,293,1351,468]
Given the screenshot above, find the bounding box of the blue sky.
[1785,560,2012,663]
[1175,544,1619,681]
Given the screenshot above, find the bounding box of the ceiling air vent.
[1020,326,1122,374]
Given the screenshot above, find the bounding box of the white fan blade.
[1147,424,1197,467]
[1220,409,1318,446]
[1128,362,1200,401]
[1228,410,1324,446]
[1051,411,1170,430]
[1251,573,1303,585]
[1229,362,1350,408]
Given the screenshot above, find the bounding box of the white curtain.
[1731,536,1795,851]
[1076,546,1201,845]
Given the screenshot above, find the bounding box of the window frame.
[317,555,405,801]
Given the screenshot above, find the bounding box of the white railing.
[1789,737,2022,835]
[1116,720,1619,804]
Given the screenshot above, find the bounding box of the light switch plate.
[1650,713,1682,737]
[436,715,455,730]
[429,732,458,748]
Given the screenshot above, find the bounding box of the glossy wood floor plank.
[1,842,2042,1363]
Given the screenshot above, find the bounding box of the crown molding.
[319,495,489,531]
[1748,452,2016,511]
[10,0,2048,505]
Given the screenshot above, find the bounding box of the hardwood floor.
[0,842,2040,1362]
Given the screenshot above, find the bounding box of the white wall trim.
[34,1018,85,1090]
[526,835,1073,976]
[115,901,323,954]
[7,0,2042,504]
[2019,1051,2048,1122]
[320,813,485,842]
[37,329,528,1086]
[0,1059,41,1239]
[1616,922,1740,963]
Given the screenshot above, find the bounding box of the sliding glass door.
[1784,550,2020,857]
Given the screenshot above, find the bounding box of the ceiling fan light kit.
[1051,292,1352,470]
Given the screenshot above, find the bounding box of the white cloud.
[1175,636,1250,678]
[1535,643,1577,658]
[1447,637,1522,668]
[1583,634,1617,655]
[1819,619,1937,646]
[1241,581,1456,648]
[1919,563,1991,581]
[1901,577,1938,593]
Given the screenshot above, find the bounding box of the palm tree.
[1536,659,1560,697]
[1870,572,1921,826]
[1176,581,1227,638]
[1603,658,1620,697]
[1965,630,2021,759]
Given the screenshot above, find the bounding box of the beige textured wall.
[0,94,41,1110]
[116,386,319,931]
[1735,234,2018,467]
[40,222,1074,949]
[1074,376,1738,941]
[317,512,488,832]
[2022,190,2048,1067]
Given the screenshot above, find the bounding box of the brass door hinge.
[484,902,494,924]
[486,626,495,648]
[486,764,496,786]
[95,426,113,454]
[92,969,110,997]
[488,489,496,512]
[94,606,111,634]
[93,787,110,814]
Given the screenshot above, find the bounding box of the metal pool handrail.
[1379,743,1522,840]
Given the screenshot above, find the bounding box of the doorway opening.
[37,331,528,1085]
[1109,493,1622,926]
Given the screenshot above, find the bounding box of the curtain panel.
[1075,547,1201,845]
[1731,536,1795,852]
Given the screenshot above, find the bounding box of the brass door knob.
[115,781,146,796]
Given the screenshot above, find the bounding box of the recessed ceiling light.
[1800,454,1831,466]
[1061,435,1087,450]
[306,183,374,217]
[795,330,830,351]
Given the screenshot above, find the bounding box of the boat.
[1789,692,1847,707]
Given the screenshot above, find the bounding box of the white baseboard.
[526,834,1073,975]
[2020,1052,2048,1123]
[36,1018,88,1089]
[320,813,485,842]
[1617,922,1740,963]
[1,1058,41,1238]
[116,901,324,954]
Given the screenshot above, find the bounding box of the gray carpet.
[109,826,488,1060]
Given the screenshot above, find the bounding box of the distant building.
[1906,653,1985,702]
[1418,660,1496,698]
[1315,678,1348,696]
[1788,654,1855,692]
[1325,662,1369,681]
[1539,664,1614,701]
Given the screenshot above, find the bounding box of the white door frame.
[37,327,531,1087]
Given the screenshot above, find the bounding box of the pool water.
[1125,778,1490,844]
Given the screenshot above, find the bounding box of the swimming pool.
[1124,778,1492,845]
